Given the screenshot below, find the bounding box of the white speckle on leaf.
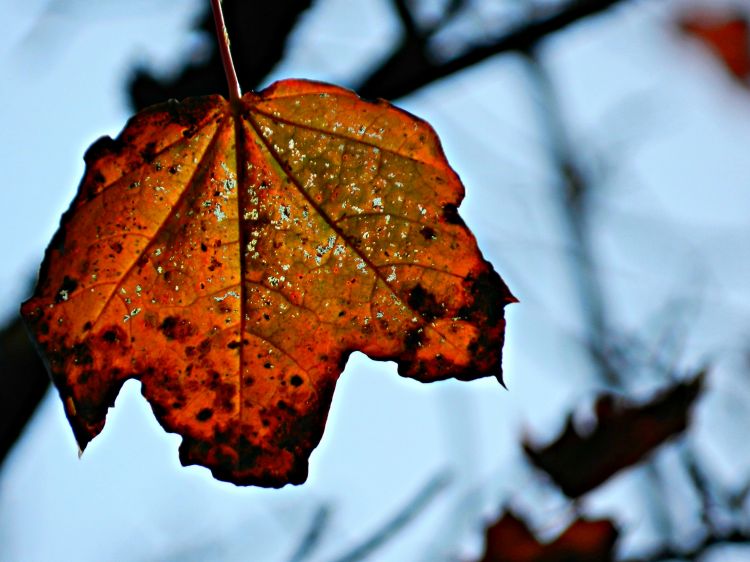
[214,290,240,302]
[214,204,226,222]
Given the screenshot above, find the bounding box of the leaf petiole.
[210,0,242,101]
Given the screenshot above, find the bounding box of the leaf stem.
[210,0,242,101]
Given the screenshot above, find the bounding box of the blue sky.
[2,0,750,560]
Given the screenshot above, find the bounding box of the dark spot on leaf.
[198,338,212,356]
[277,400,294,412]
[141,141,157,163]
[55,276,79,303]
[407,284,443,321]
[84,134,124,163]
[441,204,465,226]
[290,375,303,387]
[160,316,195,341]
[420,226,436,240]
[214,382,235,412]
[196,408,214,421]
[227,341,241,349]
[404,328,424,349]
[101,327,123,344]
[70,343,93,366]
[459,269,509,324]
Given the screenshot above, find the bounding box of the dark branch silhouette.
[357,0,636,100]
[0,314,49,468]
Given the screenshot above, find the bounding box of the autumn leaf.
[524,373,704,497]
[21,79,515,487]
[477,511,618,562]
[679,10,750,84]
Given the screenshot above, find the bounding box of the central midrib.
[232,100,249,428]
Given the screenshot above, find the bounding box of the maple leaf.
[21,79,515,487]
[477,511,618,562]
[524,373,704,497]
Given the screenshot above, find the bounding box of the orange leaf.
[21,79,515,487]
[478,511,618,562]
[524,373,704,497]
[680,11,750,83]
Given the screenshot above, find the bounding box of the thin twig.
[622,530,750,562]
[358,0,637,100]
[287,505,332,562]
[519,47,622,387]
[392,0,421,39]
[210,0,241,100]
[327,472,451,562]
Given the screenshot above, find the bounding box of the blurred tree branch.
[0,314,49,469]
[357,0,636,100]
[625,529,750,562]
[327,472,451,562]
[287,505,332,562]
[500,27,750,562]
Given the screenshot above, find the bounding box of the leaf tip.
[495,372,508,389]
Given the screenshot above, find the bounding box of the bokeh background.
[2,0,750,560]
